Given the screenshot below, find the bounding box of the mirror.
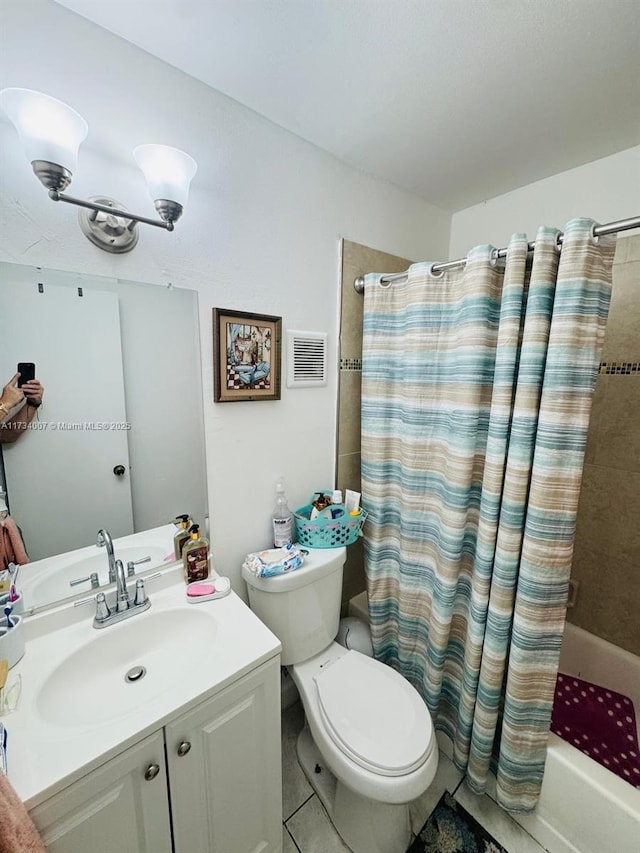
[0,262,208,613]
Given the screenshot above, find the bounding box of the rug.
[551,672,640,789]
[408,792,507,853]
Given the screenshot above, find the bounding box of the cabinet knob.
[177,741,191,757]
[144,763,160,781]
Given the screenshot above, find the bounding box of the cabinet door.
[30,732,172,853]
[166,658,282,853]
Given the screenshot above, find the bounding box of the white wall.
[0,0,450,594]
[449,146,640,258]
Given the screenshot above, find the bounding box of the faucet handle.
[94,592,111,622]
[127,555,152,577]
[73,591,112,622]
[133,578,148,607]
[69,572,100,589]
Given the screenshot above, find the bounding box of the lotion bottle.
[183,524,209,584]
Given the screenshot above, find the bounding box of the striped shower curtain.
[361,218,616,812]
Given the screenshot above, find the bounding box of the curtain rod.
[353,215,640,294]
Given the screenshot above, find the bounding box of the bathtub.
[508,622,640,853]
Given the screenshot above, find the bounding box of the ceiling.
[55,0,640,212]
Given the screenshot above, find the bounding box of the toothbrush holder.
[0,591,25,616]
[0,614,25,669]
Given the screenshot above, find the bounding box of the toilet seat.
[313,650,434,777]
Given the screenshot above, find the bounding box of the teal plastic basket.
[294,503,366,549]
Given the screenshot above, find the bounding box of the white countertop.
[3,569,281,810]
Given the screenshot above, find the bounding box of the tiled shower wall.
[569,235,640,656]
[337,236,639,656]
[337,240,412,610]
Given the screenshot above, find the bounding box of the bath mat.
[407,791,507,853]
[551,672,640,789]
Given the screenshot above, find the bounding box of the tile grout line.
[451,773,465,797]
[482,790,550,853]
[283,791,315,824]
[283,822,303,853]
[449,777,549,853]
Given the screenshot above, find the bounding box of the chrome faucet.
[96,529,117,583]
[114,559,130,613]
[90,573,156,629]
[74,572,160,629]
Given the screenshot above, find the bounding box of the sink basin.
[36,607,217,726]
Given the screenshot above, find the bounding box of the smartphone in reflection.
[17,362,35,387]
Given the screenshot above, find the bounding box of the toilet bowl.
[291,642,437,804]
[241,546,438,852]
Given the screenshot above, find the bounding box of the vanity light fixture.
[0,88,197,253]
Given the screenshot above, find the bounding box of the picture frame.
[213,308,282,402]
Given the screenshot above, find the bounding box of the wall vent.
[286,330,328,388]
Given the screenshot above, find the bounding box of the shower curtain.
[361,218,616,812]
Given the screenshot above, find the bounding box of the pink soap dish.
[185,577,231,603]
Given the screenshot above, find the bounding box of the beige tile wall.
[337,240,412,610]
[569,235,640,655]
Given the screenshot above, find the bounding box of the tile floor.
[281,700,549,853]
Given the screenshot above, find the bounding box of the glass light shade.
[0,88,88,173]
[134,144,197,208]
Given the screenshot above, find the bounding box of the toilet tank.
[241,547,346,665]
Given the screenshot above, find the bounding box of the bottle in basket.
[272,477,293,547]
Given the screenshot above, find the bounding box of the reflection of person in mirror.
[0,372,45,443]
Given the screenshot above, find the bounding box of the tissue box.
[0,615,25,669]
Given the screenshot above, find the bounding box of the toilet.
[241,546,438,853]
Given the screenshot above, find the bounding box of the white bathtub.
[509,622,640,853]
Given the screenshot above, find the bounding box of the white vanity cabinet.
[166,656,282,853]
[30,658,281,853]
[30,731,173,853]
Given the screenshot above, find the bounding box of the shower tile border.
[340,357,362,371]
[598,362,639,375]
[340,359,639,375]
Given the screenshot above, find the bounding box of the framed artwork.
[213,308,282,402]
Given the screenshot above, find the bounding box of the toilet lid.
[314,651,433,777]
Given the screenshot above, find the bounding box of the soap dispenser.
[272,478,293,547]
[310,492,332,520]
[173,514,192,559]
[183,524,209,584]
